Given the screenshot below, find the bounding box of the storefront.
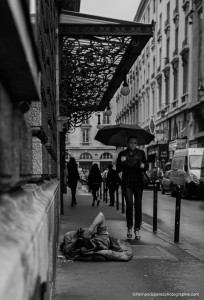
[147,142,169,169]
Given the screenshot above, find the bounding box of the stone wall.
[0,82,32,191]
[0,1,62,300]
[0,179,60,300]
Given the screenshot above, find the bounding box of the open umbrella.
[94,123,155,147]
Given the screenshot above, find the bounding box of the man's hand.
[82,229,92,239]
[140,163,145,169]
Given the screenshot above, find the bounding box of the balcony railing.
[182,0,189,11]
[181,93,188,103]
[173,6,179,22]
[172,99,178,109]
[164,57,169,65]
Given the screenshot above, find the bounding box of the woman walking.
[116,136,149,239]
[67,157,80,207]
[88,164,102,206]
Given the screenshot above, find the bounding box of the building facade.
[0,1,80,299]
[115,0,204,170]
[65,101,118,174]
[0,0,153,298]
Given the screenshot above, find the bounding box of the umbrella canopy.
[94,123,155,147]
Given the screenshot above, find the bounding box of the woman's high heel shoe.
[134,230,141,240]
[127,228,132,239]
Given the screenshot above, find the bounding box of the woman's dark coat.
[116,148,149,188]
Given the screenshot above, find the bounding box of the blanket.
[60,229,133,262]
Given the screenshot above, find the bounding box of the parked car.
[171,148,204,199]
[161,170,175,196]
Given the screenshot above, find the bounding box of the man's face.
[128,138,137,151]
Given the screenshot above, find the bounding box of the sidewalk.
[54,186,204,300]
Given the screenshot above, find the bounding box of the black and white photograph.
[0,0,204,299]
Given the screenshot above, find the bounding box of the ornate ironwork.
[60,35,131,129]
[59,14,154,131]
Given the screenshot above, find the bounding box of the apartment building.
[65,102,118,173]
[115,0,204,169]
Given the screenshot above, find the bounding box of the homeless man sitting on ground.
[60,212,133,262]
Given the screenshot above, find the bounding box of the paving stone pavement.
[54,186,204,300]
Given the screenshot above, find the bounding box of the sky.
[80,0,141,22]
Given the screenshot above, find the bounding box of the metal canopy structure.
[59,11,153,129]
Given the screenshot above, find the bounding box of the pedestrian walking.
[87,163,102,206]
[106,164,121,206]
[116,136,149,240]
[67,157,80,207]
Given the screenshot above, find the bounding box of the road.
[142,189,204,250]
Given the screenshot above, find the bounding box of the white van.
[171,148,204,199]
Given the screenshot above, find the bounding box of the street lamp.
[120,76,130,96]
[104,105,112,116]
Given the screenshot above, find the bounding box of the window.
[183,58,189,94]
[159,79,162,109]
[82,129,89,143]
[175,27,179,53]
[148,63,150,80]
[173,67,178,100]
[167,2,170,23]
[102,114,110,124]
[153,56,155,74]
[166,36,170,58]
[172,157,185,171]
[165,74,170,105]
[159,47,162,66]
[147,92,150,119]
[189,155,202,169]
[198,10,203,79]
[185,16,188,42]
[100,153,112,159]
[153,0,156,14]
[147,5,150,22]
[144,69,146,85]
[159,13,162,29]
[152,88,155,115]
[80,153,92,159]
[82,118,89,125]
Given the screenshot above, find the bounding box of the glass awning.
[59,11,153,128]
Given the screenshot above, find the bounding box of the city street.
[142,189,204,250]
[54,188,204,300]
[2,0,204,299]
